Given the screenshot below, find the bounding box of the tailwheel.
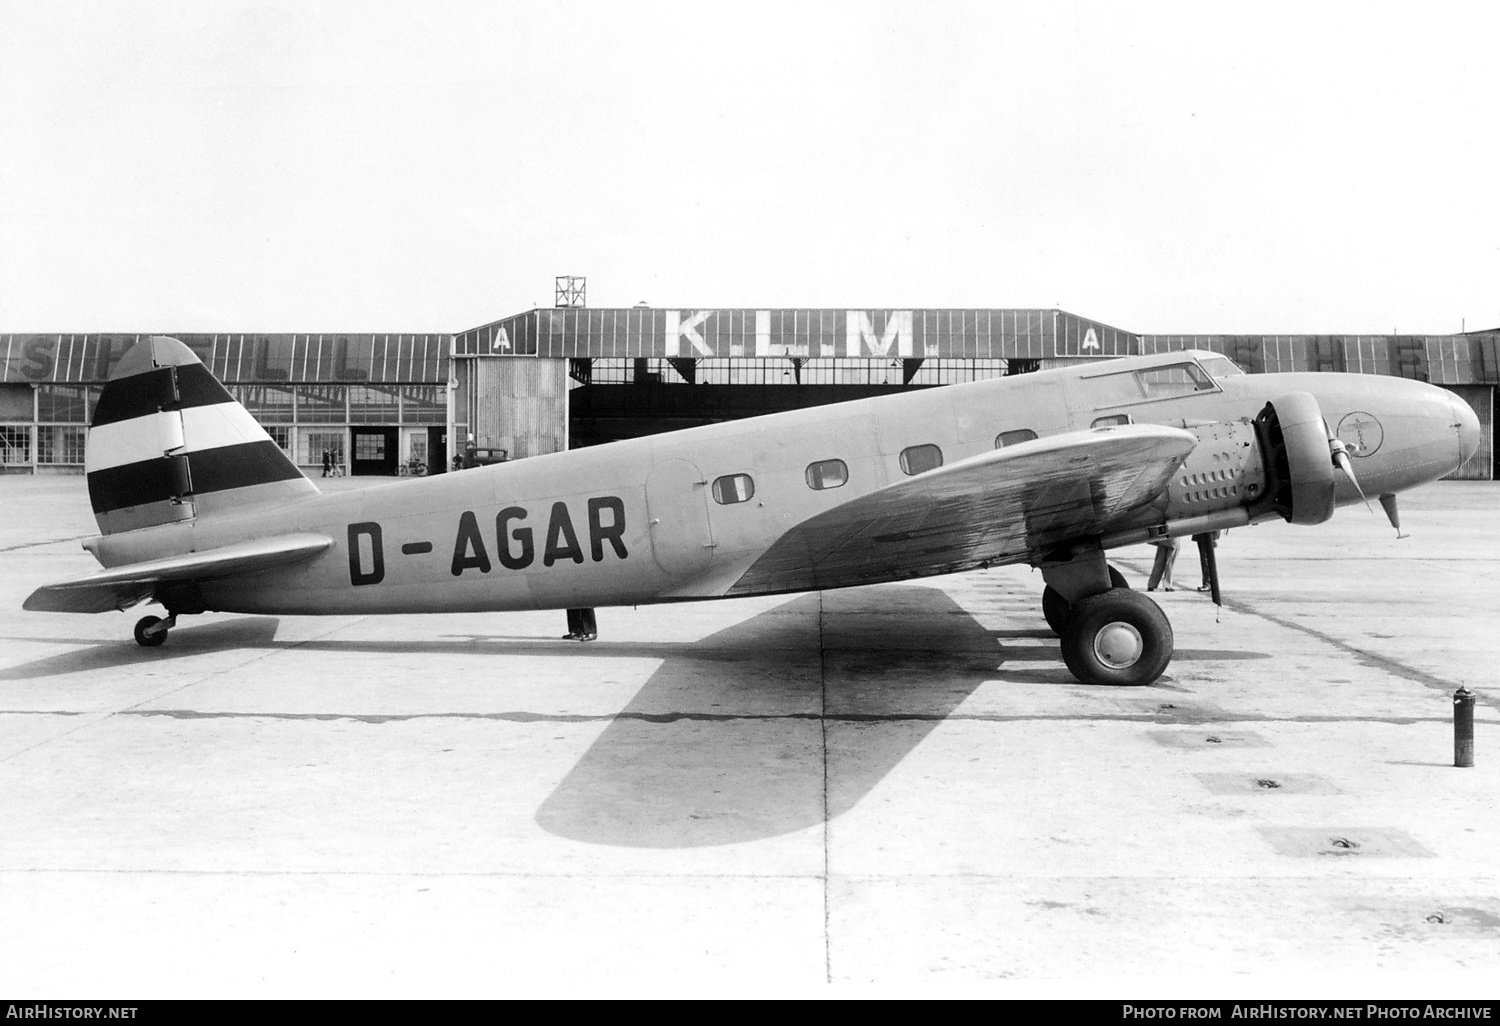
[1060,589,1173,687]
[133,614,169,647]
[1041,565,1131,637]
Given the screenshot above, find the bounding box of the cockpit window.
[1085,360,1218,408]
[1136,362,1216,399]
[1197,355,1245,380]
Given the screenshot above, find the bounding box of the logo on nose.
[1336,411,1383,457]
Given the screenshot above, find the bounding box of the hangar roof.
[454,307,1136,360]
[0,333,448,386]
[1,308,1497,385]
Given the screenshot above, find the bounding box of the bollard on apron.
[1454,687,1475,768]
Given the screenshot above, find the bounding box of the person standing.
[321,448,331,478]
[563,608,598,641]
[1147,537,1178,592]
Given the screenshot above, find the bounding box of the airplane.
[23,335,1482,687]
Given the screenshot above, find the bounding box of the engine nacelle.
[1251,392,1336,525]
[1159,419,1267,522]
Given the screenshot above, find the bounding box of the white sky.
[2,0,1497,335]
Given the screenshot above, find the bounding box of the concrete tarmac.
[1,475,1497,997]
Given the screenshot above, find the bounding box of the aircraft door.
[645,458,715,577]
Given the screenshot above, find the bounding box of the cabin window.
[1137,362,1215,399]
[899,444,944,476]
[711,473,755,504]
[805,459,848,490]
[995,429,1038,448]
[1092,414,1131,428]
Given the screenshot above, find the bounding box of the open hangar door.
[447,351,1035,457]
[564,356,1034,448]
[350,426,399,476]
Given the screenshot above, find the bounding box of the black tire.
[134,615,167,648]
[1041,565,1130,636]
[1060,589,1173,687]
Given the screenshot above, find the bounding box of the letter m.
[846,310,913,358]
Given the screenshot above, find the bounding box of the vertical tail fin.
[86,336,318,534]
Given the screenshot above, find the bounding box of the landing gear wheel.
[134,615,168,647]
[1041,565,1131,636]
[1060,589,1173,687]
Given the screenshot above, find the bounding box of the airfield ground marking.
[1218,598,1500,713]
[1112,554,1498,713]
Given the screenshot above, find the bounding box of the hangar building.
[2,306,1495,480]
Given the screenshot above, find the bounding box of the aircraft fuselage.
[85,351,1477,617]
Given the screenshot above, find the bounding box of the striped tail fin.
[86,335,318,534]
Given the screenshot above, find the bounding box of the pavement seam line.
[819,589,832,985]
[0,616,374,765]
[3,709,1490,725]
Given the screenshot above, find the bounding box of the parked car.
[461,446,508,469]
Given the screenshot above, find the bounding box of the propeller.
[1328,436,1374,513]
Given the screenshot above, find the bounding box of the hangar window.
[995,429,1038,448]
[1,426,31,465]
[712,473,755,505]
[0,384,32,420]
[36,426,85,464]
[805,459,848,490]
[297,385,347,424]
[235,384,295,423]
[37,385,87,424]
[350,386,400,425]
[899,444,943,476]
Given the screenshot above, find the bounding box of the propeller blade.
[1329,439,1374,513]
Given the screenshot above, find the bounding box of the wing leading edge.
[22,533,333,614]
[727,424,1198,596]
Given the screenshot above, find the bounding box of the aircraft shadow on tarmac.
[534,586,1006,848]
[529,589,1260,849]
[3,585,1269,849]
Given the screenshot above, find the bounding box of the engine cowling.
[1252,392,1336,525]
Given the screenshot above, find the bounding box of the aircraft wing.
[727,424,1198,595]
[22,533,333,614]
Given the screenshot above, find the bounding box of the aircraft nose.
[1452,392,1482,468]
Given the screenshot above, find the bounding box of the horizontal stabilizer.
[22,533,332,614]
[728,423,1198,595]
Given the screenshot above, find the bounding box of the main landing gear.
[1040,559,1173,687]
[1042,565,1129,635]
[133,613,177,647]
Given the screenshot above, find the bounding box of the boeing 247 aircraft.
[24,336,1481,687]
